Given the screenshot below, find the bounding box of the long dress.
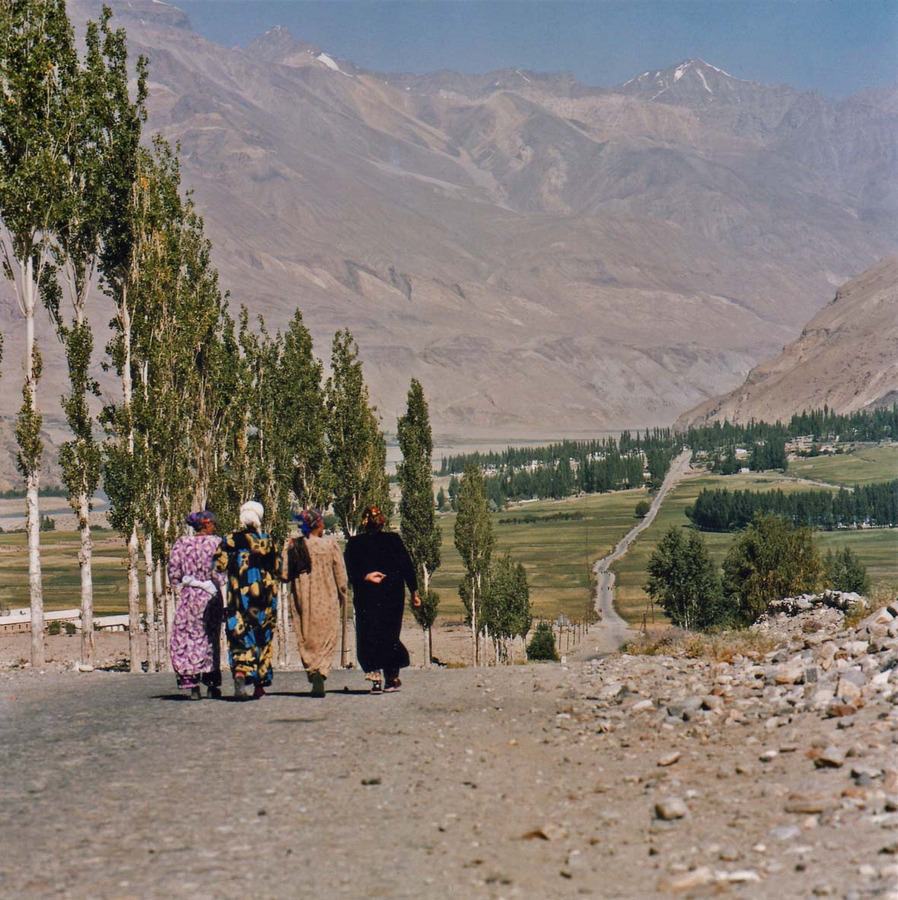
[281,535,349,679]
[215,528,279,687]
[168,533,226,691]
[344,531,417,676]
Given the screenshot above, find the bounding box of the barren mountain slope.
[680,256,898,425]
[1,1,897,487]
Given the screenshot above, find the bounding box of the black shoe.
[208,686,222,699]
[190,687,202,701]
[310,672,326,697]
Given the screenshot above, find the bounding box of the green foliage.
[326,330,391,536]
[824,545,870,594]
[482,553,532,657]
[454,463,494,627]
[645,527,726,630]
[749,438,788,472]
[722,514,822,624]
[39,514,56,532]
[634,499,651,518]
[278,309,329,508]
[14,343,43,478]
[687,481,898,531]
[398,379,441,628]
[526,621,558,661]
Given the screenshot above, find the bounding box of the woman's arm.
[332,541,350,605]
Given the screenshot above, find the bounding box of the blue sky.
[177,0,898,97]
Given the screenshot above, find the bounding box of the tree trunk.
[127,525,141,672]
[23,265,44,668]
[143,533,157,672]
[161,561,175,673]
[277,584,288,668]
[340,592,350,668]
[422,564,431,668]
[78,493,94,666]
[154,558,164,671]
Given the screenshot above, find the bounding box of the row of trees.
[686,481,898,532]
[645,515,870,629]
[0,2,414,670]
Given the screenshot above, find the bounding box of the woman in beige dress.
[281,509,349,697]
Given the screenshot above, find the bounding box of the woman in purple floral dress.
[168,511,226,700]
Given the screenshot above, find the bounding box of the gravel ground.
[3,651,897,899]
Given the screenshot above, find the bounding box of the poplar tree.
[278,310,329,508]
[326,329,391,537]
[397,379,441,665]
[454,463,494,665]
[0,0,79,666]
[482,554,531,663]
[94,9,148,671]
[52,13,119,666]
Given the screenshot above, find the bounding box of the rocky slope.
[1,1,897,485]
[680,256,898,426]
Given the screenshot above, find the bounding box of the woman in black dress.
[344,505,421,692]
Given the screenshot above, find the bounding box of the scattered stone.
[657,867,713,893]
[657,752,681,767]
[814,746,846,769]
[655,797,688,821]
[784,794,833,815]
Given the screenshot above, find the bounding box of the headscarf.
[186,510,217,531]
[239,500,265,531]
[294,508,324,537]
[360,504,387,533]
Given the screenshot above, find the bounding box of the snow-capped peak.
[314,51,353,77]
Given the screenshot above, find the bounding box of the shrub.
[824,546,870,595]
[645,527,727,630]
[526,621,558,661]
[722,514,822,624]
[47,621,61,636]
[634,499,651,518]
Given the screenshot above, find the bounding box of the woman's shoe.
[252,684,266,700]
[384,678,401,693]
[190,686,202,701]
[207,686,222,699]
[370,678,383,693]
[310,672,326,697]
[233,676,248,700]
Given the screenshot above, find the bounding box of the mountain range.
[1,0,896,486]
[680,256,898,426]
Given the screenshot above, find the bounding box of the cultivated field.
[789,443,898,485]
[0,490,644,624]
[612,445,898,626]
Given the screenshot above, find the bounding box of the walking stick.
[340,597,350,668]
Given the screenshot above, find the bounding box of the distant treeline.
[438,429,677,475]
[443,443,677,507]
[0,486,67,500]
[686,480,898,531]
[686,404,898,452]
[498,511,585,526]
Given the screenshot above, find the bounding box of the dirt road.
[577,450,694,658]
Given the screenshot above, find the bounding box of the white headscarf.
[239,500,264,531]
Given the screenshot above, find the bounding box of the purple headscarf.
[186,510,217,531]
[294,508,324,537]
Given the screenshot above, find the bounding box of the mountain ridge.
[0,0,896,487]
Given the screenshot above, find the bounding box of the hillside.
[1,1,897,486]
[680,256,898,426]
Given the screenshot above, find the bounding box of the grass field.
[431,489,644,622]
[612,465,898,626]
[0,490,645,624]
[789,444,898,486]
[0,529,134,614]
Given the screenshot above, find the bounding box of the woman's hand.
[412,591,423,608]
[364,571,387,584]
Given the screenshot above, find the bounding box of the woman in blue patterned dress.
[215,501,279,700]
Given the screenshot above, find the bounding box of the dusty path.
[3,644,893,900]
[577,450,693,658]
